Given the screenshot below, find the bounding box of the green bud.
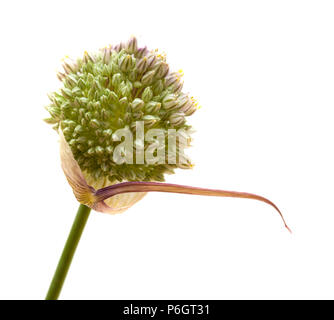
[172,80,183,93]
[62,119,76,128]
[119,97,128,108]
[71,87,81,96]
[57,72,65,81]
[95,146,104,155]
[141,70,155,85]
[62,60,76,74]
[131,98,145,112]
[62,127,72,137]
[169,112,185,126]
[153,80,164,95]
[87,73,94,83]
[61,88,73,99]
[83,51,95,63]
[136,57,148,73]
[120,80,133,97]
[155,62,169,79]
[146,55,157,68]
[103,129,113,137]
[89,119,100,128]
[141,87,153,102]
[112,73,122,88]
[77,78,86,90]
[102,47,111,64]
[136,46,148,58]
[125,36,138,54]
[69,139,76,146]
[179,98,197,116]
[77,136,87,144]
[66,74,78,87]
[74,125,84,134]
[44,117,58,124]
[162,94,178,110]
[145,101,161,114]
[133,81,142,88]
[119,54,134,72]
[128,70,137,82]
[46,106,61,118]
[142,115,159,128]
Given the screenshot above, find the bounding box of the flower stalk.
[45,204,91,300]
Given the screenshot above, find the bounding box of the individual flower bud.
[77,136,87,144]
[136,57,148,73]
[102,47,111,64]
[111,73,122,89]
[141,87,153,102]
[133,81,142,88]
[162,94,178,110]
[124,112,132,123]
[125,36,138,54]
[83,51,95,63]
[74,125,84,134]
[141,70,156,85]
[66,74,78,87]
[62,119,76,129]
[89,119,100,128]
[171,80,183,93]
[111,62,120,74]
[180,97,198,116]
[71,87,81,96]
[113,42,124,52]
[155,62,169,78]
[62,59,77,74]
[119,54,134,72]
[146,54,157,68]
[44,117,58,124]
[103,129,113,137]
[145,101,161,114]
[169,112,185,126]
[132,111,143,120]
[57,72,66,81]
[153,79,164,95]
[131,98,145,112]
[136,46,148,58]
[142,115,159,128]
[77,78,86,90]
[61,88,73,99]
[184,105,197,116]
[45,106,61,119]
[119,97,128,108]
[128,70,137,82]
[109,91,119,104]
[165,73,179,87]
[119,80,132,97]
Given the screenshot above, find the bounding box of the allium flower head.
[44,37,290,232]
[45,37,198,213]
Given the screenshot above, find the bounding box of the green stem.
[45,204,91,300]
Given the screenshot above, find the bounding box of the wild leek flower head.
[44,37,290,231]
[45,37,198,188]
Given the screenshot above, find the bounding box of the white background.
[0,0,333,300]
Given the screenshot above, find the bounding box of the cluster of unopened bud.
[45,37,198,184]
